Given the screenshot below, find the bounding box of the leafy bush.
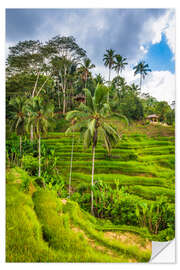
[22,154,38,175]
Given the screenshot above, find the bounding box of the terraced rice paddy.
[6,168,152,262]
[42,132,175,204]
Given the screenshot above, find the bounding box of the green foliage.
[63,200,151,262]
[22,154,38,175]
[32,190,135,262]
[125,185,175,203]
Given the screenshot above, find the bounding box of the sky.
[6,8,175,105]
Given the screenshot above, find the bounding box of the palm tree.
[103,49,116,103]
[113,54,128,76]
[66,84,126,215]
[94,73,105,85]
[66,118,76,198]
[26,97,54,182]
[103,49,116,83]
[9,97,26,156]
[130,83,140,94]
[133,61,151,90]
[78,58,95,88]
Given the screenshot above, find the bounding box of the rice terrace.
[6,8,175,263]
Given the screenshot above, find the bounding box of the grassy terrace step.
[6,183,63,262]
[63,200,151,262]
[152,136,175,142]
[57,160,172,178]
[33,191,125,262]
[71,172,168,187]
[125,185,175,203]
[8,169,149,262]
[95,224,159,241]
[115,141,174,149]
[33,190,152,262]
[55,152,138,161]
[138,154,175,162]
[141,146,174,155]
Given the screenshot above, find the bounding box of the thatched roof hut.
[146,114,159,122]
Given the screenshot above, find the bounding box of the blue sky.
[6,8,175,104]
[144,34,175,73]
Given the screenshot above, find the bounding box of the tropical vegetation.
[6,35,175,263]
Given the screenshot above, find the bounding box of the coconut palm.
[133,61,151,90]
[67,118,76,197]
[103,49,116,83]
[113,54,128,76]
[66,84,127,215]
[26,96,54,182]
[78,58,95,88]
[94,73,105,85]
[103,49,116,103]
[9,97,27,156]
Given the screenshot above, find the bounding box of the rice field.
[6,168,151,262]
[42,132,175,204]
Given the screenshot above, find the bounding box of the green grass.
[7,168,152,262]
[42,131,175,205]
[71,172,168,187]
[125,185,175,203]
[6,183,61,262]
[63,200,151,262]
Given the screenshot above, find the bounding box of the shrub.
[22,154,38,176]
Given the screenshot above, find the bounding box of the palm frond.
[88,119,96,137]
[66,110,88,121]
[83,88,94,112]
[83,128,92,148]
[94,84,108,108]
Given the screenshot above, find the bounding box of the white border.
[1,0,179,269]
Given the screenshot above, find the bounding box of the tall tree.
[78,58,95,88]
[66,84,124,215]
[65,118,76,197]
[133,61,151,90]
[7,40,52,140]
[113,54,128,75]
[26,97,54,182]
[45,35,86,114]
[103,49,116,103]
[103,49,116,83]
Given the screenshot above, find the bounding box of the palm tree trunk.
[140,74,142,90]
[69,127,74,197]
[30,125,34,141]
[109,67,111,82]
[19,135,22,155]
[107,67,111,103]
[63,89,66,114]
[58,92,61,109]
[38,135,41,178]
[91,145,96,215]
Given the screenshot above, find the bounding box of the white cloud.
[141,9,175,55]
[5,41,16,58]
[139,45,148,55]
[92,65,116,82]
[164,11,175,54]
[141,70,175,104]
[93,65,175,105]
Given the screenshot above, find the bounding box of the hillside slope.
[6,168,152,262]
